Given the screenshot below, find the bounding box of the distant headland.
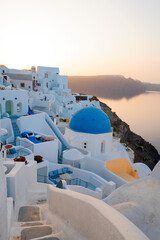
[69,75,160,99]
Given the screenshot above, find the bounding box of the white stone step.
[20,225,52,240]
[18,206,40,222]
[33,235,60,240]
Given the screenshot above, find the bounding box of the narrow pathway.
[12,205,61,240]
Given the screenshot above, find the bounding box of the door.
[5,100,13,116]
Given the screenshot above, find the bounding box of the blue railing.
[48,167,72,184]
[45,114,70,163]
[66,178,96,191]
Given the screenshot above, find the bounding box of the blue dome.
[69,107,112,134]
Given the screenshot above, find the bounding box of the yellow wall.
[106,158,139,182]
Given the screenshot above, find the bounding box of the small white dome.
[63,148,84,161]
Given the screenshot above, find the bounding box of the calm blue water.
[100,91,160,153]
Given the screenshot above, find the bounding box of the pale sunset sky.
[0,0,160,83]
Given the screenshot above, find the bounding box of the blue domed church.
[65,107,113,157]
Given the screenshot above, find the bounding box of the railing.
[16,138,34,152]
[66,178,96,190]
[5,138,34,159]
[45,113,70,150]
[6,147,33,160]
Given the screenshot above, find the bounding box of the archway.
[5,100,13,116]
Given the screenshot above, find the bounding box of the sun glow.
[0,0,160,82]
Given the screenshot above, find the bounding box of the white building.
[64,107,151,184]
[0,89,29,117]
[0,65,37,90]
[0,65,101,119]
[65,106,112,156]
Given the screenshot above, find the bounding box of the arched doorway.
[5,100,13,116]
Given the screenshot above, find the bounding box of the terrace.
[48,165,115,199]
[2,144,33,161]
[21,131,56,144]
[48,167,73,184]
[48,167,96,191]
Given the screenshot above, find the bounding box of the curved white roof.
[63,148,84,160]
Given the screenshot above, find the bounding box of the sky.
[0,0,160,83]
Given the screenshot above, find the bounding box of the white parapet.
[47,185,149,240]
[0,158,8,240]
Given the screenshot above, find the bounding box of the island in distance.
[69,75,160,99]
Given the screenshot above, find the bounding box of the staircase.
[45,114,71,164]
[12,205,61,240]
[46,119,65,164]
[11,117,21,145]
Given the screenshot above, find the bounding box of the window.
[45,73,48,78]
[101,141,105,153]
[84,142,87,149]
[20,83,25,88]
[17,102,22,113]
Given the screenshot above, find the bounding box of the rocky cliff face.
[100,101,160,170]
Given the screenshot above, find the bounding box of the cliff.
[69,75,146,99]
[100,100,160,170]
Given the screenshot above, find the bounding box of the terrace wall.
[48,186,149,240]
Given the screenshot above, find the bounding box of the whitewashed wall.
[6,161,47,218]
[0,118,14,144]
[37,66,59,78]
[0,159,8,240]
[48,186,149,240]
[11,79,33,90]
[18,113,54,136]
[47,162,115,197]
[67,185,102,199]
[0,89,28,116]
[81,157,126,188]
[17,137,58,163]
[65,128,112,157]
[34,140,58,163]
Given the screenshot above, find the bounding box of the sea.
[99,91,160,154]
